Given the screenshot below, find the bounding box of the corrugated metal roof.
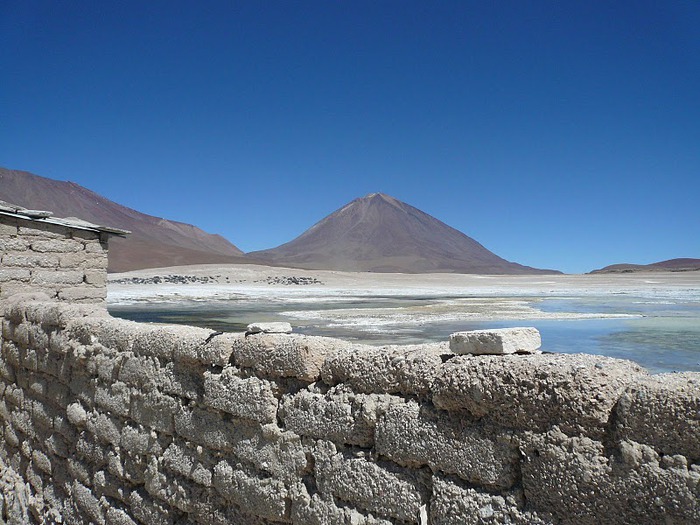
[0,200,130,236]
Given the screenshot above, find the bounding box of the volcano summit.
[250,193,559,274]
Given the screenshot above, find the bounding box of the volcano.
[249,193,559,274]
[0,167,246,272]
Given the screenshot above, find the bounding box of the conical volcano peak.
[354,192,407,212]
[250,193,559,274]
[362,192,396,202]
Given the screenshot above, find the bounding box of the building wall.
[0,296,698,525]
[0,215,108,307]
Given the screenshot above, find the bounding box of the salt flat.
[108,263,700,304]
[107,265,700,373]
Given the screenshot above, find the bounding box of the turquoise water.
[109,292,700,374]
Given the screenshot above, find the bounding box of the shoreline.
[107,263,700,303]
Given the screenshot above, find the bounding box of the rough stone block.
[95,352,124,382]
[11,322,30,347]
[144,460,204,514]
[68,369,96,409]
[314,442,429,523]
[58,252,89,268]
[94,469,131,504]
[10,407,34,438]
[58,286,107,302]
[433,353,646,437]
[376,401,519,489]
[46,381,70,409]
[84,269,107,287]
[159,360,203,400]
[162,441,213,487]
[246,321,293,334]
[0,396,10,423]
[614,372,700,461]
[19,346,39,372]
[0,237,29,251]
[0,268,31,282]
[79,316,141,353]
[213,460,290,521]
[45,432,70,458]
[73,481,106,525]
[4,383,24,408]
[280,385,401,448]
[521,429,700,524]
[67,457,92,487]
[54,413,79,442]
[18,223,68,238]
[95,381,132,417]
[174,406,239,451]
[120,424,155,457]
[1,282,57,301]
[83,252,109,269]
[233,332,357,382]
[30,239,83,253]
[0,358,17,383]
[28,397,55,432]
[119,450,150,485]
[105,507,139,525]
[203,366,278,423]
[85,240,108,253]
[117,354,159,390]
[291,489,395,525]
[31,449,52,475]
[2,253,60,268]
[24,300,107,328]
[176,408,307,482]
[450,327,542,355]
[132,324,233,365]
[0,221,18,235]
[4,423,21,448]
[321,342,448,396]
[87,412,122,447]
[130,391,178,434]
[67,402,89,428]
[430,474,553,525]
[128,488,178,525]
[2,340,21,368]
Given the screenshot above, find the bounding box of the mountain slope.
[590,258,700,274]
[0,167,245,272]
[249,193,559,274]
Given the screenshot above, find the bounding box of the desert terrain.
[108,263,700,302]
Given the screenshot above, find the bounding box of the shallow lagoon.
[109,288,700,374]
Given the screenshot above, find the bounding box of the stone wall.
[0,295,698,524]
[0,215,108,306]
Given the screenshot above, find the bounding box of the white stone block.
[246,322,293,334]
[449,328,541,355]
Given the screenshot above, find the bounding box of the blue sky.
[1,1,698,274]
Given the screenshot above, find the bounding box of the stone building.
[0,200,128,307]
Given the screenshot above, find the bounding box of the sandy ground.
[108,263,700,302]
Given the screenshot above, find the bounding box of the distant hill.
[590,258,700,274]
[0,167,246,272]
[249,192,559,274]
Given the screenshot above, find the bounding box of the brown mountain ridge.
[250,192,560,274]
[590,258,700,274]
[1,168,559,274]
[0,167,246,272]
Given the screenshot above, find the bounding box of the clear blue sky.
[1,1,698,274]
